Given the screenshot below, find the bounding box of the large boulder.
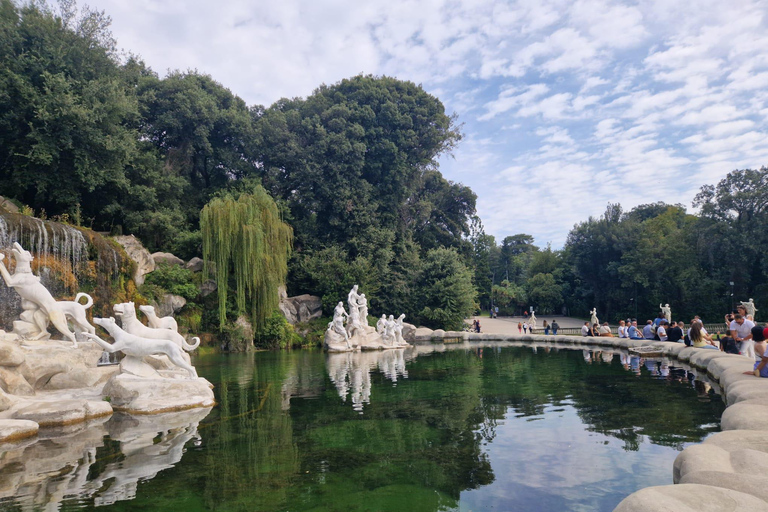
[401,322,417,342]
[113,235,155,286]
[102,373,215,414]
[0,419,37,442]
[200,279,217,297]
[151,252,184,267]
[13,399,112,427]
[185,257,204,272]
[154,294,187,318]
[279,294,323,325]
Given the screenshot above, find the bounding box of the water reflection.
[0,407,211,510]
[326,349,416,412]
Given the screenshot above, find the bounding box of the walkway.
[467,315,587,334]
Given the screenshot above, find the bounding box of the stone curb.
[418,331,768,510]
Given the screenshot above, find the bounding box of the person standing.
[518,322,522,333]
[551,320,559,335]
[543,320,550,335]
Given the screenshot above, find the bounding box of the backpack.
[683,334,692,347]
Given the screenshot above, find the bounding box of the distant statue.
[347,285,361,319]
[660,303,671,323]
[394,314,407,346]
[0,242,95,346]
[590,308,599,326]
[529,309,537,329]
[383,315,396,346]
[376,314,387,335]
[358,293,369,322]
[741,298,757,320]
[334,301,348,323]
[328,304,350,348]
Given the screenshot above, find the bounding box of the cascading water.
[0,214,129,331]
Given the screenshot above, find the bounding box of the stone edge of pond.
[414,331,768,512]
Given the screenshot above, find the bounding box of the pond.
[0,343,724,511]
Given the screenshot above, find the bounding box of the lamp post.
[490,271,495,316]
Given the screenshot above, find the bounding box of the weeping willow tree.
[201,186,293,328]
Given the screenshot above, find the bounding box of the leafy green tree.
[491,280,526,315]
[200,185,293,328]
[414,247,477,330]
[525,273,562,315]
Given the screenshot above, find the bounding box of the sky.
[83,0,768,247]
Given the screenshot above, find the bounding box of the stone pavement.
[467,315,587,333]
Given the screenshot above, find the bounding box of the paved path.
[466,315,586,334]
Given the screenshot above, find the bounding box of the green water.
[2,344,724,511]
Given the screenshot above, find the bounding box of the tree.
[414,247,477,330]
[525,273,563,315]
[200,186,293,328]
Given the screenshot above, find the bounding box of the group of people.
[517,319,559,335]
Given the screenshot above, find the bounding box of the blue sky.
[85,0,768,247]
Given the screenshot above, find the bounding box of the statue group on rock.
[0,242,202,381]
[325,285,410,352]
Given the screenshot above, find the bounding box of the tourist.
[667,321,683,342]
[643,320,654,340]
[653,312,665,329]
[730,314,756,359]
[628,320,644,340]
[523,323,527,334]
[599,322,612,336]
[618,320,627,338]
[517,321,522,333]
[543,320,550,335]
[551,320,559,335]
[592,322,601,336]
[581,322,590,336]
[656,320,668,341]
[690,322,718,350]
[476,319,481,333]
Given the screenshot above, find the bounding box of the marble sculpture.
[660,303,672,323]
[113,301,200,351]
[139,304,179,332]
[590,308,599,327]
[0,242,95,346]
[86,317,198,378]
[741,298,757,319]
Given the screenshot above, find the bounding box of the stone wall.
[419,330,768,511]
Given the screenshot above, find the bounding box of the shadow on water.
[0,344,724,511]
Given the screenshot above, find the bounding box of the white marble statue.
[358,293,369,322]
[347,285,361,318]
[394,314,407,346]
[660,303,671,323]
[113,302,199,351]
[376,314,387,335]
[329,302,350,343]
[139,305,178,332]
[741,298,757,320]
[383,315,396,346]
[590,308,599,326]
[0,242,95,346]
[86,317,197,378]
[346,304,365,338]
[528,308,537,329]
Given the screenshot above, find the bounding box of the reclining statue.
[86,317,198,379]
[0,242,94,346]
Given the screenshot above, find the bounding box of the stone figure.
[334,301,348,322]
[394,314,407,346]
[85,317,198,378]
[383,315,396,346]
[139,304,179,332]
[347,285,361,318]
[529,309,537,329]
[660,303,671,323]
[113,302,199,351]
[329,303,350,345]
[741,298,758,320]
[0,242,95,346]
[358,293,369,322]
[376,314,387,335]
[590,308,599,326]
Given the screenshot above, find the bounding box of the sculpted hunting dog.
[86,317,198,378]
[113,301,199,351]
[0,242,94,346]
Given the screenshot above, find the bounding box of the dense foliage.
[471,167,768,323]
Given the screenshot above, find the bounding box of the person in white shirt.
[730,314,756,359]
[618,320,627,338]
[657,320,668,341]
[581,322,590,336]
